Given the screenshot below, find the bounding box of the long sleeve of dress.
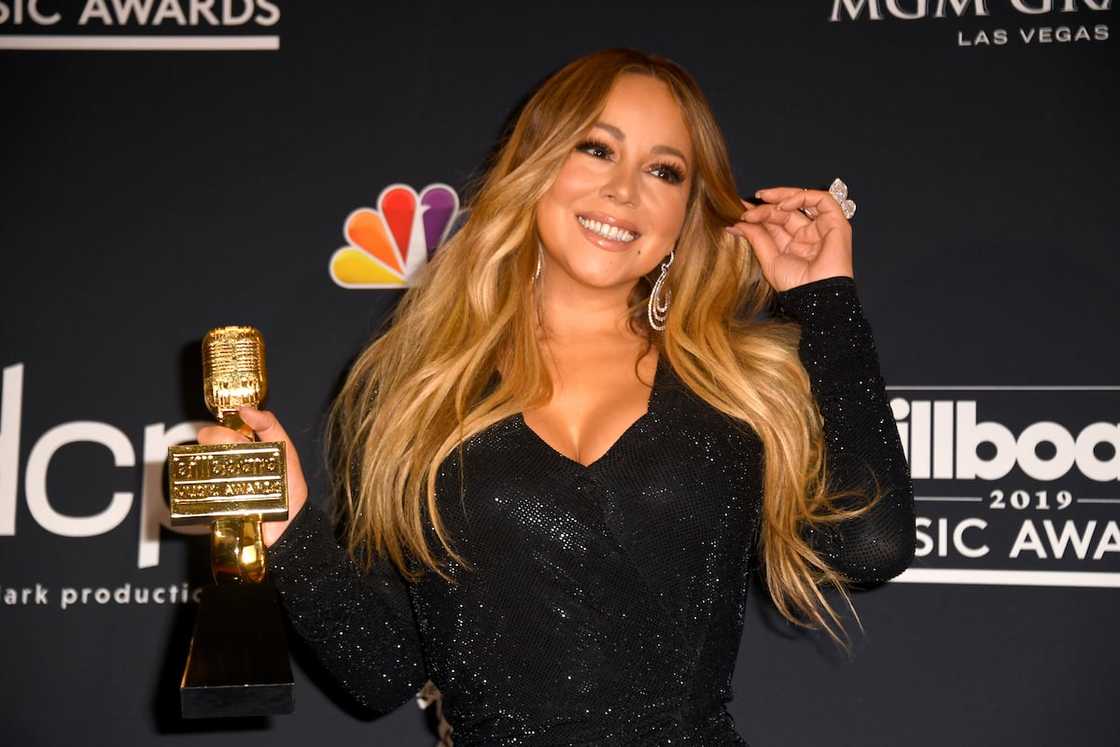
[773,275,916,585]
[266,499,428,714]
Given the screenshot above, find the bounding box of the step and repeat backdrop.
[1,2,1116,745]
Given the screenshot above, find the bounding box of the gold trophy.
[168,326,294,718]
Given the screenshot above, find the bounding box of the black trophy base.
[180,582,295,718]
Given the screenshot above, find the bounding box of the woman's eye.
[576,139,613,159]
[651,162,685,184]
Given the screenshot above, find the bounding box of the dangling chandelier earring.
[647,249,674,331]
[534,239,543,283]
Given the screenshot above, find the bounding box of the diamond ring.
[799,178,856,220]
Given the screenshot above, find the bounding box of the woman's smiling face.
[535,73,694,291]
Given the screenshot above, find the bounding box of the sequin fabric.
[267,275,916,745]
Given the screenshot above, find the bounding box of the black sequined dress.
[267,275,916,745]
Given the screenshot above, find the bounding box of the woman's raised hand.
[725,186,855,293]
[195,406,309,548]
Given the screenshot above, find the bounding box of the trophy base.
[180,582,295,719]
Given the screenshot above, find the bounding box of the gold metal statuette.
[167,325,294,718]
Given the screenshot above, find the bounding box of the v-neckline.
[515,352,666,472]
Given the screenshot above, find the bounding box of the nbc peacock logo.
[329,183,465,289]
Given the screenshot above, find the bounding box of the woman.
[200,48,916,745]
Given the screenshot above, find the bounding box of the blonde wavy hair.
[325,48,886,652]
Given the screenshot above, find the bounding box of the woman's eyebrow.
[592,121,689,167]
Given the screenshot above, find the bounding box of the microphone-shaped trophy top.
[202,325,268,422]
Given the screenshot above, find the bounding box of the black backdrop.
[2,1,1117,745]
